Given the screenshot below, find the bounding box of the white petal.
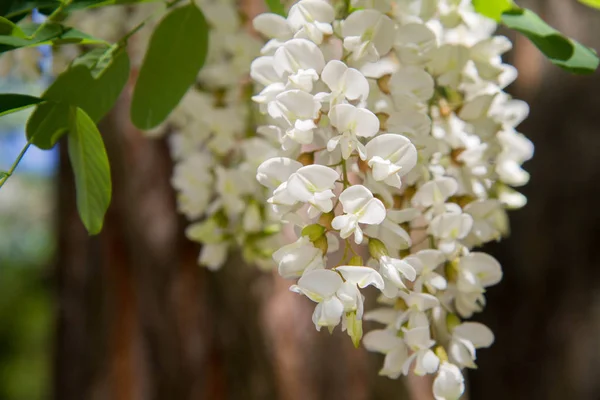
[336,266,385,290]
[433,362,465,400]
[253,14,292,40]
[363,329,403,353]
[313,296,344,329]
[453,322,495,348]
[380,345,409,379]
[256,157,303,189]
[458,252,502,287]
[321,59,348,91]
[414,349,440,375]
[296,269,343,301]
[411,177,458,208]
[339,184,374,214]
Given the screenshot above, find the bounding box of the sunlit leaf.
[579,0,600,10]
[67,106,112,235]
[131,3,208,129]
[472,0,514,22]
[502,8,599,74]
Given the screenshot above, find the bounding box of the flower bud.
[368,238,389,260]
[445,259,459,282]
[302,223,326,241]
[313,235,328,255]
[434,345,449,363]
[446,313,461,332]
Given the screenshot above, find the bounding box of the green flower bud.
[346,312,363,348]
[435,345,449,363]
[313,235,328,255]
[368,238,389,260]
[446,313,461,332]
[301,223,326,241]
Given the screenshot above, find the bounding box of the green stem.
[27,0,73,40]
[341,159,350,188]
[0,140,32,189]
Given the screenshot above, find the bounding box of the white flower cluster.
[250,0,533,398]
[167,0,283,270]
[60,1,282,270]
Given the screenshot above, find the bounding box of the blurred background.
[1,0,600,399]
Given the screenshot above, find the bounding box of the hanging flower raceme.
[250,0,533,397]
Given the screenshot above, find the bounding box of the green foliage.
[579,0,600,10]
[131,3,208,129]
[0,94,43,117]
[502,8,599,74]
[67,106,112,235]
[472,0,514,22]
[0,22,107,53]
[265,0,286,16]
[27,48,130,149]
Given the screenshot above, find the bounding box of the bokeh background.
[1,0,599,399]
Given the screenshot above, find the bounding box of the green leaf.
[27,48,130,149]
[472,0,514,22]
[502,8,599,74]
[0,22,108,53]
[0,93,44,117]
[265,0,286,16]
[67,106,112,235]
[579,0,600,10]
[0,16,25,36]
[131,3,208,130]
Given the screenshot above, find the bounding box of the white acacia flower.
[257,157,303,207]
[389,66,435,105]
[429,212,474,254]
[464,199,509,246]
[287,0,335,44]
[394,23,437,65]
[287,164,339,214]
[291,269,345,330]
[268,90,321,149]
[273,236,325,278]
[365,134,418,188]
[332,185,386,244]
[363,329,408,378]
[454,253,503,318]
[319,60,370,107]
[433,362,465,400]
[411,177,458,211]
[402,324,440,376]
[328,103,380,159]
[378,256,417,296]
[456,252,503,294]
[273,38,325,91]
[341,9,395,62]
[448,322,494,369]
[405,249,448,293]
[291,267,383,331]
